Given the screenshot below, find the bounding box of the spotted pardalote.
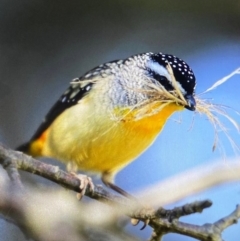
[17,52,196,196]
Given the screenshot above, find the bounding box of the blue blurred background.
[0,1,240,240]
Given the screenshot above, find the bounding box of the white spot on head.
[179,68,182,71]
[178,63,182,66]
[173,65,176,68]
[182,72,185,75]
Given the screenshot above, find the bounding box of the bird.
[16,52,196,198]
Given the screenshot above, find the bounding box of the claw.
[131,218,149,230]
[71,173,94,200]
[140,219,149,230]
[131,218,140,226]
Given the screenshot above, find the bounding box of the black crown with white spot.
[150,53,196,95]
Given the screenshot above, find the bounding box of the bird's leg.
[101,171,136,199]
[67,163,94,200]
[105,181,137,200]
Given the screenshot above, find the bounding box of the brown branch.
[0,143,128,206]
[0,143,240,241]
[139,204,240,241]
[1,146,24,190]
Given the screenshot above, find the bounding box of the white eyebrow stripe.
[147,61,172,81]
[147,60,187,95]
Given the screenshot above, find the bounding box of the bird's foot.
[131,206,155,230]
[71,173,94,200]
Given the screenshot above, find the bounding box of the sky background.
[0,1,240,240]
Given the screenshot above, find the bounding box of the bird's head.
[146,53,196,111]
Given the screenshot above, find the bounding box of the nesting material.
[125,66,240,152]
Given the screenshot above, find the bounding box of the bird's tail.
[16,140,42,157]
[16,142,31,154]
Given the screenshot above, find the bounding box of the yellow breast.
[40,101,183,174]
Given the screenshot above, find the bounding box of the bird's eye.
[152,73,173,91]
[158,76,168,82]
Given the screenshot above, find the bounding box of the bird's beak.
[184,94,196,111]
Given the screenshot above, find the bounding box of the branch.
[0,143,240,241]
[0,143,128,205]
[155,200,212,220]
[146,204,240,241]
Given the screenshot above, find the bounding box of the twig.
[149,229,166,241]
[1,150,24,190]
[155,200,212,221]
[214,204,240,231]
[148,205,240,241]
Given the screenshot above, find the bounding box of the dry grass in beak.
[195,67,240,152]
[195,98,240,152]
[117,64,189,121]
[122,65,240,154]
[166,63,187,105]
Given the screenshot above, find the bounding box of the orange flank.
[83,102,184,173]
[122,102,184,135]
[29,130,49,157]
